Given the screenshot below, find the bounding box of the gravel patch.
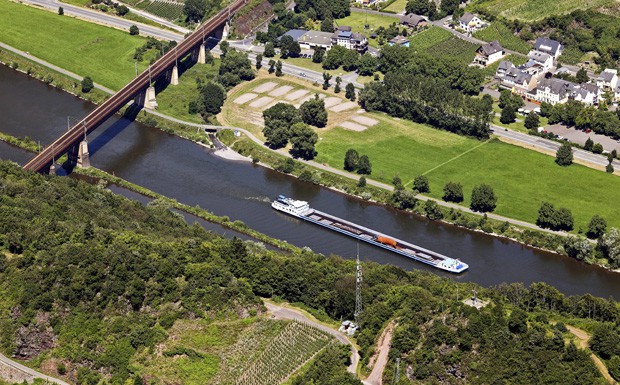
[351,115,378,127]
[269,85,294,97]
[323,97,342,108]
[249,96,274,108]
[285,89,310,101]
[340,121,368,131]
[330,101,358,112]
[253,81,278,93]
[233,93,258,104]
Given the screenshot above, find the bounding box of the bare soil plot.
[233,93,258,104]
[351,115,378,127]
[323,97,343,108]
[284,89,310,101]
[249,96,274,108]
[340,121,369,131]
[268,85,294,97]
[253,81,278,93]
[330,101,358,112]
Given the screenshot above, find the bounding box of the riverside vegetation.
[0,161,619,385]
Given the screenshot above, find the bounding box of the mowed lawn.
[335,13,400,46]
[0,0,148,90]
[470,0,614,21]
[315,115,620,229]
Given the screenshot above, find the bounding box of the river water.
[1,65,618,298]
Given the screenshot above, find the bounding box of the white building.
[533,37,563,60]
[527,50,554,72]
[459,13,484,33]
[596,69,619,92]
[297,31,333,50]
[528,78,600,105]
[331,30,368,52]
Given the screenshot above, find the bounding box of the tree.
[599,228,620,267]
[592,143,603,154]
[264,42,275,58]
[500,105,517,124]
[320,16,334,32]
[357,176,366,187]
[312,47,325,63]
[255,54,262,70]
[268,59,275,74]
[392,175,403,188]
[524,111,539,130]
[290,122,318,159]
[576,67,589,84]
[424,200,443,220]
[442,182,463,203]
[556,207,574,231]
[275,60,283,77]
[129,25,139,35]
[323,46,347,70]
[217,49,254,88]
[58,6,64,15]
[470,184,496,212]
[183,0,207,23]
[344,149,359,171]
[279,35,294,59]
[117,5,129,16]
[357,155,371,174]
[508,308,528,334]
[537,201,557,229]
[609,356,620,381]
[198,81,226,116]
[564,236,593,260]
[342,50,360,71]
[262,103,301,148]
[540,102,553,117]
[584,137,594,151]
[587,215,607,239]
[322,72,332,90]
[357,53,377,76]
[334,77,341,93]
[607,163,615,173]
[413,175,429,193]
[406,0,430,15]
[219,40,229,57]
[555,142,573,166]
[345,83,356,102]
[81,76,94,93]
[300,94,328,128]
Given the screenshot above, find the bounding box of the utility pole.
[354,244,363,326]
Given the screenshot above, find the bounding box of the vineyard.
[473,22,531,54]
[235,321,335,385]
[144,0,185,20]
[424,36,479,64]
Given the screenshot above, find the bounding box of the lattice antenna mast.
[354,244,363,326]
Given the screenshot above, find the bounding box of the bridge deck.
[24,0,246,173]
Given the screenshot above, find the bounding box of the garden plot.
[284,89,310,101]
[268,85,294,97]
[249,96,274,108]
[330,101,358,112]
[234,93,258,104]
[253,81,278,93]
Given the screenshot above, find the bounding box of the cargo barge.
[272,196,468,274]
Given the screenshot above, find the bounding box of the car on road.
[299,72,306,77]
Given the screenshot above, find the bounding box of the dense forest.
[0,161,619,384]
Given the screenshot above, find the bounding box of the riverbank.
[0,55,614,273]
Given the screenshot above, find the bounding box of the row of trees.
[359,71,493,139]
[541,100,620,139]
[537,202,574,231]
[343,149,372,174]
[405,0,460,21]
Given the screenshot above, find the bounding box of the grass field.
[473,23,531,54]
[156,59,221,124]
[314,113,620,229]
[0,0,151,90]
[470,0,615,21]
[335,12,400,47]
[383,0,407,13]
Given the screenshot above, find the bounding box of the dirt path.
[264,301,360,375]
[364,321,396,385]
[0,352,70,385]
[566,325,617,385]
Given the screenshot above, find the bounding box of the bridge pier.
[222,21,231,40]
[171,65,179,86]
[135,86,158,109]
[76,140,90,168]
[48,163,57,175]
[197,44,206,64]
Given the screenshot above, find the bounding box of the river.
[1,65,618,299]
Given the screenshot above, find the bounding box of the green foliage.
[217,49,255,89]
[442,181,463,203]
[556,142,574,166]
[291,344,361,385]
[587,215,607,239]
[262,102,302,148]
[129,24,139,35]
[264,42,276,57]
[424,200,444,220]
[312,47,325,63]
[58,6,63,15]
[345,83,356,101]
[536,201,574,231]
[357,155,372,175]
[81,76,94,93]
[344,149,359,171]
[524,111,540,130]
[470,184,497,212]
[299,94,328,128]
[413,175,430,193]
[197,81,226,116]
[289,122,318,160]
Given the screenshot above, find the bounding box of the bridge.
[23,0,247,173]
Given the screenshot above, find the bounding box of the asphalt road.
[21,0,184,41]
[0,352,70,385]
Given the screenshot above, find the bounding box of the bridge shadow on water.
[88,103,143,157]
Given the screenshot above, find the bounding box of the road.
[264,302,360,375]
[566,325,617,385]
[21,0,184,42]
[364,321,396,385]
[0,352,70,385]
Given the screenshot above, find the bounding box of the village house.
[297,31,333,50]
[527,78,600,105]
[532,37,563,60]
[331,30,368,52]
[596,69,618,92]
[495,61,538,95]
[399,14,427,29]
[458,13,484,33]
[474,40,504,66]
[389,35,410,47]
[526,50,554,72]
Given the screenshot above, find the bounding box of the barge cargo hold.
[272,196,468,274]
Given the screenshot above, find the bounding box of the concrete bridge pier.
[171,65,179,86]
[48,163,57,175]
[197,44,206,64]
[135,87,158,109]
[222,21,231,40]
[76,140,90,168]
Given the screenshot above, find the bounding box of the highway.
[0,352,69,385]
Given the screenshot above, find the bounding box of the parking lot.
[543,123,620,153]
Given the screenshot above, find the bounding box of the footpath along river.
[1,65,618,298]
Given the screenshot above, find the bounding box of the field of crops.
[425,35,479,64]
[473,23,531,54]
[235,321,334,385]
[407,26,453,51]
[144,0,184,20]
[470,0,614,21]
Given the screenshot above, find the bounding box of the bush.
[413,175,430,193]
[357,176,366,187]
[424,200,443,220]
[129,25,139,35]
[58,6,64,15]
[443,181,463,203]
[470,184,496,213]
[277,158,295,173]
[586,215,607,239]
[555,142,573,166]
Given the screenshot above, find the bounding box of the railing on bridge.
[24,0,247,173]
